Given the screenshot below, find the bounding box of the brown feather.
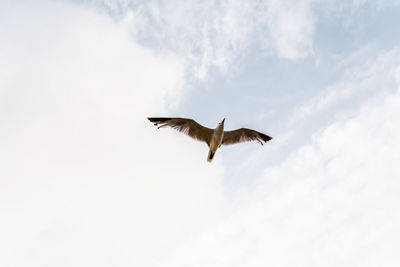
[222,128,272,146]
[147,117,213,145]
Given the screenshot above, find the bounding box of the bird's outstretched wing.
[222,128,272,146]
[148,117,213,145]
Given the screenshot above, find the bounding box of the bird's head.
[220,118,225,125]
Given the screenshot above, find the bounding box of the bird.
[148,117,272,162]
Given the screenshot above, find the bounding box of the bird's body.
[148,117,272,162]
[207,119,225,162]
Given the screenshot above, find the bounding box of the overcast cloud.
[1,0,400,266]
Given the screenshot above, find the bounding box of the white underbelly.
[210,131,223,150]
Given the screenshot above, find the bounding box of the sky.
[1,0,400,266]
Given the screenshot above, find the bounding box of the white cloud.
[80,0,319,78]
[74,0,400,78]
[2,1,400,267]
[266,0,316,59]
[295,46,400,119]
[120,0,267,79]
[0,1,226,266]
[161,71,400,267]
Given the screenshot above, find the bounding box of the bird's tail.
[207,150,215,162]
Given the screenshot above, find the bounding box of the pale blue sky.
[1,0,400,266]
[174,1,400,185]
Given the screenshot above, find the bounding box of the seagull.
[148,117,272,162]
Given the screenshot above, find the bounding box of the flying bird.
[148,117,272,162]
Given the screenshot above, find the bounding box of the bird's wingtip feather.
[258,132,272,142]
[148,117,171,123]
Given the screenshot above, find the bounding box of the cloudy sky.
[1,0,400,266]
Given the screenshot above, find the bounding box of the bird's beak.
[222,118,225,123]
